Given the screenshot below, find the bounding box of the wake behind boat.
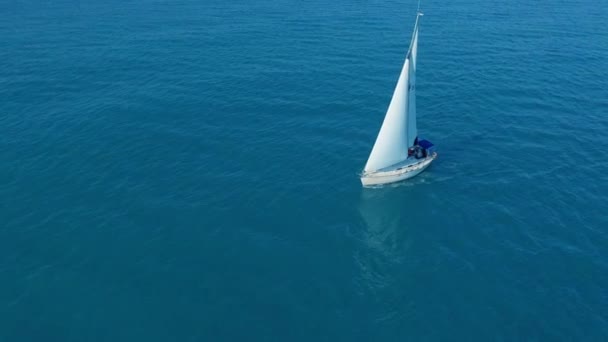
[361,11,436,187]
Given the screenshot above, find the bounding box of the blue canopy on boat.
[418,139,434,149]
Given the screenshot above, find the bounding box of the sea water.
[2,0,608,340]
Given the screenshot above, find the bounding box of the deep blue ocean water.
[2,0,608,340]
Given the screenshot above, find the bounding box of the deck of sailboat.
[360,152,436,186]
[377,153,434,173]
[362,152,436,176]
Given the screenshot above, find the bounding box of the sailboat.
[361,11,437,187]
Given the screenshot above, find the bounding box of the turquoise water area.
[2,0,608,340]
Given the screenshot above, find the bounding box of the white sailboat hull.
[361,152,437,186]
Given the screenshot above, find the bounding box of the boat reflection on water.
[353,186,433,330]
[355,188,417,289]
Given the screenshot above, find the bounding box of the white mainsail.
[363,14,422,173]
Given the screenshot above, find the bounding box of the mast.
[406,12,421,147]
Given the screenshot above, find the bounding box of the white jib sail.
[364,14,421,173]
[363,59,411,172]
